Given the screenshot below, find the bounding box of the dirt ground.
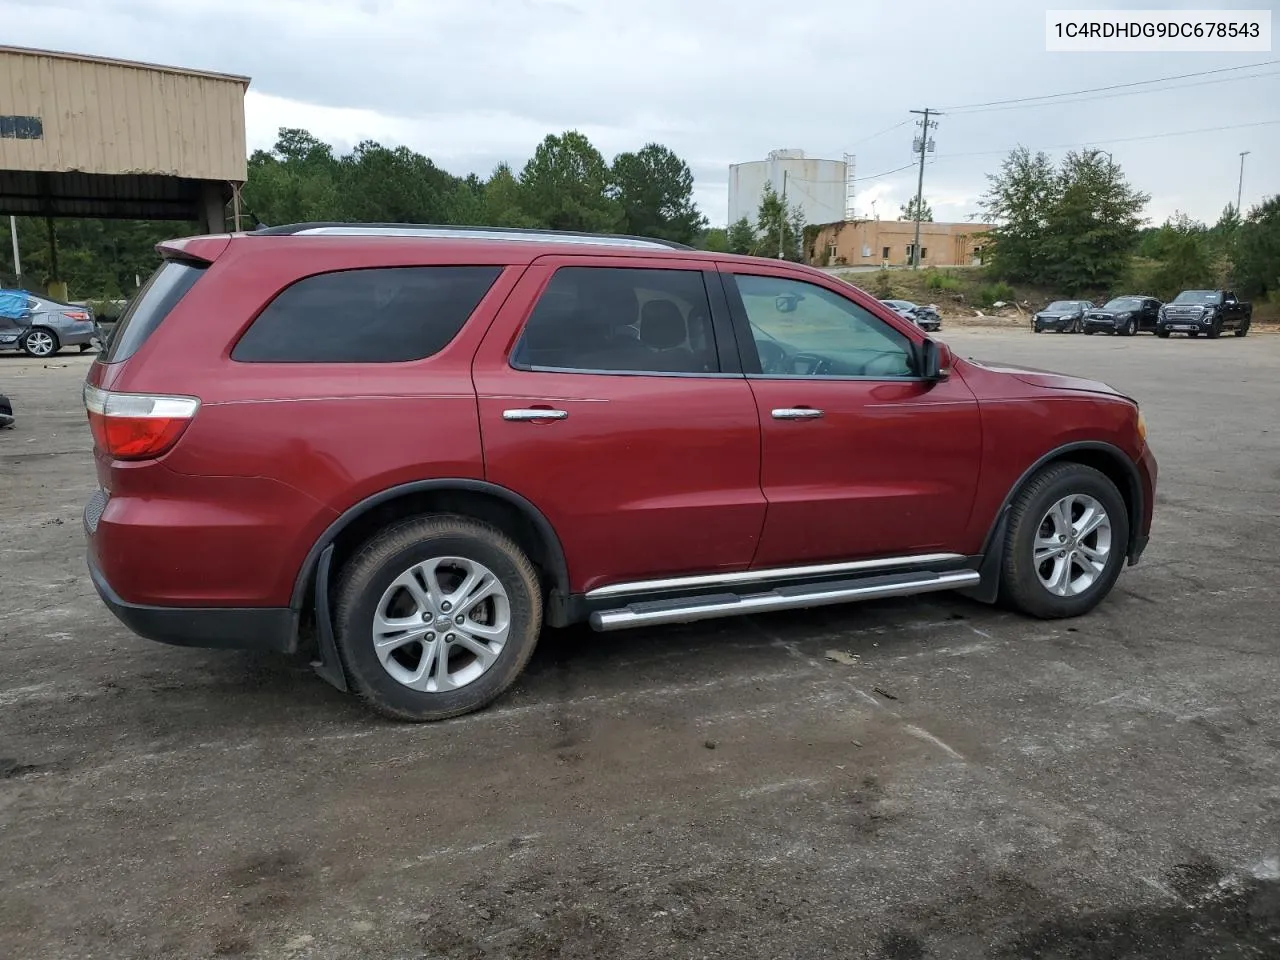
[2,328,1278,960]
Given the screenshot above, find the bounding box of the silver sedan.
[0,293,103,357]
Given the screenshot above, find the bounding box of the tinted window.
[1104,298,1141,310]
[511,267,719,374]
[233,266,502,363]
[733,274,914,379]
[104,260,207,363]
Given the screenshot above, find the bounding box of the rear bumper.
[87,551,297,653]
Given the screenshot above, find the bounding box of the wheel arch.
[290,479,572,627]
[966,441,1143,603]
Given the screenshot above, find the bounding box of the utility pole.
[778,169,788,259]
[908,108,940,269]
[1237,150,1250,214]
[8,216,20,289]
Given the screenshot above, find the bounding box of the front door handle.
[771,407,824,420]
[503,408,568,421]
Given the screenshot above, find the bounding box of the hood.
[963,358,1129,399]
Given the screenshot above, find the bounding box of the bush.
[924,269,962,292]
[977,282,1015,306]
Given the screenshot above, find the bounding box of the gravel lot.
[2,328,1278,960]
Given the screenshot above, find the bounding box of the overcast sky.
[4,0,1277,228]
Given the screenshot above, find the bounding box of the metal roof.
[0,45,250,85]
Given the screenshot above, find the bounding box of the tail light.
[83,384,199,460]
[63,310,92,322]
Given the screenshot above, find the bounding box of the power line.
[942,58,1279,112]
[933,118,1280,160]
[788,161,922,186]
[847,119,910,148]
[948,69,1280,116]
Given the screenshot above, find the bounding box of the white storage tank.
[727,150,846,227]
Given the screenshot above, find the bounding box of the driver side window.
[730,273,915,379]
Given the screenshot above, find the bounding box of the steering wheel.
[754,339,788,374]
[790,353,832,376]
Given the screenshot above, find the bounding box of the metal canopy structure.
[0,45,250,230]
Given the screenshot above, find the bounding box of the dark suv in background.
[1157,290,1252,338]
[83,224,1156,722]
[1082,296,1162,336]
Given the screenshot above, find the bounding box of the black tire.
[1207,319,1222,339]
[19,327,59,358]
[332,514,543,722]
[1189,331,1199,338]
[1034,324,1043,334]
[998,462,1129,620]
[1235,320,1250,337]
[1156,329,1170,339]
[1083,329,1094,336]
[1122,318,1137,337]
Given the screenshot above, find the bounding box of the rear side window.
[104,260,207,362]
[232,266,502,363]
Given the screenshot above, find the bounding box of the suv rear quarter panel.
[89,238,528,607]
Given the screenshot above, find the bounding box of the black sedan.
[1032,300,1093,334]
[1082,296,1162,336]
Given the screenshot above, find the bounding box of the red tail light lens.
[83,384,199,460]
[63,311,91,321]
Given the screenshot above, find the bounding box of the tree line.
[980,146,1277,302]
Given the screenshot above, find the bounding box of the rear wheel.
[1235,320,1250,337]
[999,462,1129,619]
[333,515,543,721]
[20,328,58,358]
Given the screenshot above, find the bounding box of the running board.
[589,569,981,632]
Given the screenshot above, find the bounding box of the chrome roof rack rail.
[248,222,694,251]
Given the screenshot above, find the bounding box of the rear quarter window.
[232,266,503,363]
[103,260,207,363]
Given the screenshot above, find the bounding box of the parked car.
[0,291,103,357]
[1082,296,1162,336]
[1156,290,1252,339]
[880,299,942,331]
[1032,300,1093,334]
[83,224,1157,722]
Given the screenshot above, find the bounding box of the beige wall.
[810,220,993,268]
[0,46,248,181]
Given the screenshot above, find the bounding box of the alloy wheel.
[371,556,511,692]
[1033,494,1112,597]
[24,330,54,357]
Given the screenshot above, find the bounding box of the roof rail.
[247,222,694,251]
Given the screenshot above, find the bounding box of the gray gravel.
[1,328,1277,959]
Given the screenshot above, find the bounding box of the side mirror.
[919,338,948,382]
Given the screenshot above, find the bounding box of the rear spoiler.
[155,234,231,264]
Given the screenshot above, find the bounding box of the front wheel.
[332,515,543,721]
[999,462,1129,619]
[1207,319,1222,339]
[1123,318,1137,336]
[1156,329,1170,339]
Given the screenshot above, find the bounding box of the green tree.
[698,227,729,252]
[726,217,755,255]
[982,147,1147,291]
[1041,149,1149,292]
[610,144,706,243]
[980,147,1060,284]
[337,141,462,223]
[899,196,933,222]
[518,130,620,233]
[751,182,805,261]
[241,127,342,226]
[480,163,541,228]
[1235,195,1280,300]
[1146,212,1214,299]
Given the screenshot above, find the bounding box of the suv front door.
[473,256,767,595]
[719,265,981,568]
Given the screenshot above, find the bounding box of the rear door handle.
[771,407,824,420]
[503,408,568,421]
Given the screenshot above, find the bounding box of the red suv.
[83,224,1156,721]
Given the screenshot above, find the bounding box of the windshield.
[1172,290,1221,305]
[1047,301,1077,311]
[1104,298,1141,311]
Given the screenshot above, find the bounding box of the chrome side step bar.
[589,569,981,632]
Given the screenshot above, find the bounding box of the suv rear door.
[472,255,766,595]
[718,263,981,567]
